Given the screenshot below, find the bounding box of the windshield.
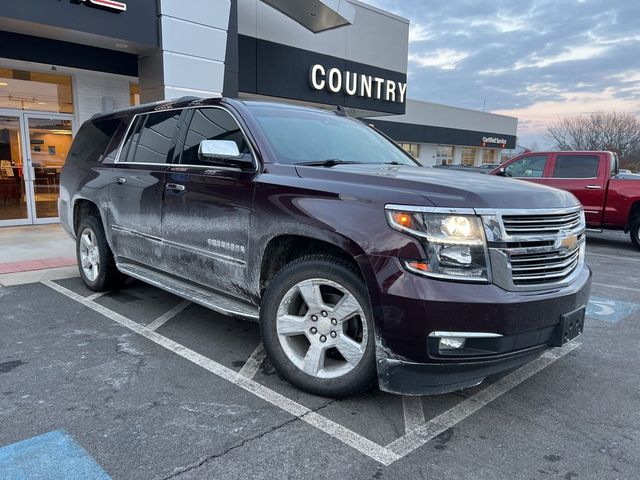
[247,105,419,166]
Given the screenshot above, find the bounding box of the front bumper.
[368,257,592,395]
[378,343,547,395]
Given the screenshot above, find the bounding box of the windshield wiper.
[297,159,363,167]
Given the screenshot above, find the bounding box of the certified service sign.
[482,136,508,147]
[79,0,127,12]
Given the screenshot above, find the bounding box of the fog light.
[439,337,466,350]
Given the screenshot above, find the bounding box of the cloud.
[468,13,531,33]
[494,88,640,134]
[515,44,609,69]
[408,22,431,43]
[409,49,469,70]
[608,70,640,83]
[364,0,640,140]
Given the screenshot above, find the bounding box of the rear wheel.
[631,217,640,251]
[76,216,123,291]
[260,255,375,397]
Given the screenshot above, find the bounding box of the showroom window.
[130,83,140,106]
[399,143,420,159]
[436,145,454,165]
[0,68,73,113]
[482,149,497,164]
[461,147,477,166]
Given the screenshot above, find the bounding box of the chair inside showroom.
[0,160,20,205]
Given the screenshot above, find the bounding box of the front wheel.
[631,217,640,251]
[260,255,376,397]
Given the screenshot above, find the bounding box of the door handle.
[166,183,186,192]
[585,185,602,190]
[114,177,126,185]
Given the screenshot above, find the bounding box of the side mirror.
[198,140,242,161]
[496,167,506,177]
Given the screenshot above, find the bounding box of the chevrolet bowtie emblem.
[560,234,578,249]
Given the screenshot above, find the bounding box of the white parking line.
[402,396,426,434]
[239,343,267,379]
[86,292,107,301]
[42,279,580,466]
[146,300,191,331]
[43,281,399,466]
[587,251,640,263]
[593,282,640,293]
[386,342,580,457]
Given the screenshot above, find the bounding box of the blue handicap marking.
[0,430,111,480]
[586,296,640,323]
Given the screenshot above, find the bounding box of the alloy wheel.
[79,227,100,282]
[276,278,368,379]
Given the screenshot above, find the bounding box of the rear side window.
[504,155,547,178]
[553,155,599,178]
[67,117,123,163]
[120,110,181,164]
[102,117,130,163]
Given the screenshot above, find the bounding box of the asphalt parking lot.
[1,230,639,480]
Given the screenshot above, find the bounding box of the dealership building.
[0,0,518,226]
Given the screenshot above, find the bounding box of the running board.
[586,228,603,233]
[117,263,259,321]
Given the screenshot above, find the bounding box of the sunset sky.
[367,0,640,147]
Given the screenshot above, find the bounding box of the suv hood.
[295,164,579,209]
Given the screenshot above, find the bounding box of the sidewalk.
[0,224,78,286]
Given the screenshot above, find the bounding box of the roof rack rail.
[88,95,214,121]
[175,96,201,102]
[333,105,348,117]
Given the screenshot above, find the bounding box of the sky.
[366,0,640,147]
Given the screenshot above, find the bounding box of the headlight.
[386,207,489,282]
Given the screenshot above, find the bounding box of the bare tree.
[546,112,640,162]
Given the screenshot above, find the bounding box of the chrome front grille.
[479,206,586,291]
[502,210,582,235]
[509,241,582,286]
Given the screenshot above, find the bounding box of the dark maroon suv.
[59,97,592,397]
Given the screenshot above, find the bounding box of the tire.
[76,216,123,291]
[260,255,376,397]
[631,217,640,251]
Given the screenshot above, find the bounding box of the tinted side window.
[120,111,181,164]
[67,117,123,163]
[180,108,250,165]
[504,155,547,178]
[553,155,599,178]
[101,117,130,163]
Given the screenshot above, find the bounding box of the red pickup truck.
[492,151,640,250]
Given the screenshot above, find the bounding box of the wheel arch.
[258,234,363,291]
[72,197,114,249]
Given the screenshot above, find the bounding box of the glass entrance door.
[0,111,73,226]
[25,115,73,222]
[0,113,29,225]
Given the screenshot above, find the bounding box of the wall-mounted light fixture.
[259,0,355,33]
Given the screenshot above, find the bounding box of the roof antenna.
[334,105,348,117]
